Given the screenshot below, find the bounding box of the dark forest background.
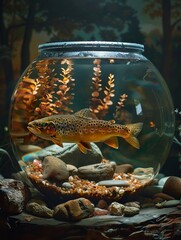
[0,0,181,161]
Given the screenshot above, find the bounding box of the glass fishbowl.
[9,41,175,201]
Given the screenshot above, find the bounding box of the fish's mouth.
[27,123,42,135]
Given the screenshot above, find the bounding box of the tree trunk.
[0,0,14,107]
[20,0,36,73]
[161,0,172,85]
[0,0,15,141]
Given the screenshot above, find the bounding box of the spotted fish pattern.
[27,108,143,153]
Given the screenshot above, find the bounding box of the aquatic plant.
[114,94,128,121]
[56,59,75,114]
[90,59,116,119]
[90,59,127,120]
[10,59,75,145]
[34,58,75,117]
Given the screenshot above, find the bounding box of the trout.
[27,108,143,153]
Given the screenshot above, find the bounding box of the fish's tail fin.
[124,122,143,149]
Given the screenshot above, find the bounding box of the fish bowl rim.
[38,41,144,53]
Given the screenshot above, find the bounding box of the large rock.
[26,199,53,218]
[42,156,69,181]
[162,176,181,199]
[78,162,115,181]
[123,206,140,217]
[54,198,94,221]
[23,143,103,167]
[0,179,30,214]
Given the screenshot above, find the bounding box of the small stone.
[124,201,140,209]
[119,189,125,195]
[54,198,94,221]
[108,202,125,216]
[42,156,69,181]
[26,201,53,218]
[115,164,133,174]
[96,199,108,209]
[123,206,140,217]
[162,176,181,199]
[62,182,72,189]
[94,207,109,216]
[155,199,181,208]
[97,180,129,187]
[0,179,30,215]
[78,163,115,181]
[67,164,78,175]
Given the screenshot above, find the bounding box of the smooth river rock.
[162,176,181,199]
[97,179,129,187]
[78,163,115,181]
[155,199,181,208]
[123,206,140,217]
[42,156,69,181]
[26,200,54,218]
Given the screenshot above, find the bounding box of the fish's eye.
[41,122,47,127]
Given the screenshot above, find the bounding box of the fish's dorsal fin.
[104,136,119,149]
[74,108,97,119]
[77,142,92,154]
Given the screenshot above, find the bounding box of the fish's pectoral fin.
[124,136,140,149]
[51,135,63,147]
[77,142,92,154]
[104,136,119,149]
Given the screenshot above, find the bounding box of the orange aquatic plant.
[90,59,127,119]
[90,59,116,119]
[10,58,75,146]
